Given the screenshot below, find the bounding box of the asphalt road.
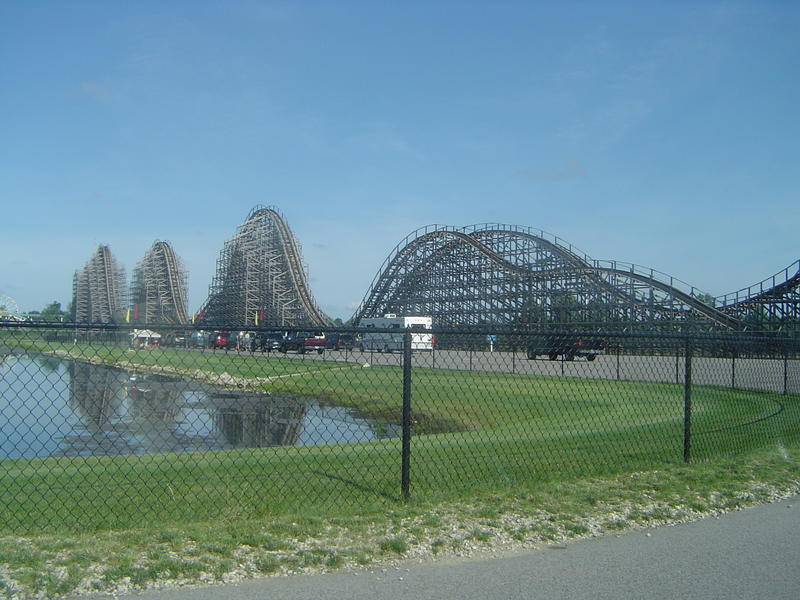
[240,347,800,394]
[78,497,799,600]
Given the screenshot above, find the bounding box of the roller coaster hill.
[66,208,799,356]
[350,223,800,351]
[196,206,331,330]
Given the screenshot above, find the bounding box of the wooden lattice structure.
[200,206,330,328]
[354,224,800,334]
[129,241,189,324]
[73,245,126,324]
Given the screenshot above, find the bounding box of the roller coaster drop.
[70,209,799,335]
[73,245,127,324]
[200,206,331,328]
[129,241,189,324]
[354,223,800,334]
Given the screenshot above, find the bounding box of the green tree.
[549,293,583,325]
[40,301,66,321]
[696,292,717,308]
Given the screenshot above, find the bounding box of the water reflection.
[211,393,307,447]
[1,356,398,459]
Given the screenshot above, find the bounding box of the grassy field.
[1,443,799,599]
[2,337,799,537]
[1,336,800,597]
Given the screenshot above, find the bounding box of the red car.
[209,331,232,349]
[303,333,327,354]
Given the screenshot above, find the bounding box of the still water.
[0,354,399,459]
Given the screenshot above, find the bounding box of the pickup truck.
[303,333,327,354]
[526,334,607,361]
[280,332,326,354]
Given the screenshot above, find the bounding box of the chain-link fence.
[1,322,798,533]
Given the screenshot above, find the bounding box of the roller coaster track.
[201,206,330,328]
[716,259,800,307]
[99,246,115,319]
[266,208,331,327]
[160,242,189,324]
[130,241,189,324]
[354,224,755,330]
[70,210,797,334]
[73,245,126,324]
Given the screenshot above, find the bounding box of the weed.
[355,552,373,565]
[325,554,344,569]
[421,514,442,528]
[469,528,493,543]
[604,519,628,531]
[564,523,589,536]
[212,559,235,580]
[199,541,235,557]
[254,556,280,574]
[380,536,408,555]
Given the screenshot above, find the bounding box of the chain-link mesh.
[1,322,798,533]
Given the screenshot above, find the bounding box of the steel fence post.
[731,349,736,390]
[683,339,693,463]
[784,351,789,396]
[512,342,516,374]
[401,329,412,501]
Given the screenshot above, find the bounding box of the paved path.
[82,497,799,600]
[251,347,800,394]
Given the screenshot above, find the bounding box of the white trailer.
[359,314,434,352]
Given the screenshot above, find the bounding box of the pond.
[0,354,399,459]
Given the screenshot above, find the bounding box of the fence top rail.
[3,320,799,346]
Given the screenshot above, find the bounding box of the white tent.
[131,329,162,346]
[131,329,162,339]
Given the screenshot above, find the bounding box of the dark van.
[251,332,284,352]
[326,333,362,351]
[526,334,607,361]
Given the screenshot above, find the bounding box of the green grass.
[379,535,408,554]
[2,338,799,537]
[1,442,799,599]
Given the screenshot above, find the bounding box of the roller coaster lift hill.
[69,207,798,340]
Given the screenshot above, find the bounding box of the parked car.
[280,331,313,353]
[526,334,607,361]
[191,330,207,348]
[209,331,233,349]
[251,332,284,352]
[160,332,187,347]
[303,333,327,354]
[326,333,363,351]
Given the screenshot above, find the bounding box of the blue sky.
[1,1,798,319]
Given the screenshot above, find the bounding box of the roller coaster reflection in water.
[0,356,398,460]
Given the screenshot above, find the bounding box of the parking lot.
[221,345,800,395]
